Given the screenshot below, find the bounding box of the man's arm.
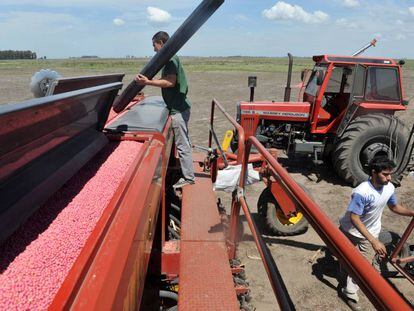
[135,73,176,88]
[388,203,414,217]
[350,213,387,257]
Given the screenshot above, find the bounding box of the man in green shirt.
[135,31,195,188]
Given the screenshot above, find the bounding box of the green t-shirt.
[161,55,191,115]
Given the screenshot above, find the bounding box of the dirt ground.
[1,66,414,310]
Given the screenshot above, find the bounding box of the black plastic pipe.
[283,53,293,102]
[113,0,225,112]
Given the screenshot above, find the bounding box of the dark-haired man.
[338,156,414,309]
[135,31,195,188]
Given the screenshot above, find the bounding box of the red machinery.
[1,78,412,310]
[234,54,413,188]
[228,52,414,236]
[0,1,413,309]
[0,73,242,310]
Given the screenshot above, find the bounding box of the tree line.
[0,50,37,59]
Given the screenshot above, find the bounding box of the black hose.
[170,203,181,213]
[169,214,181,226]
[159,290,178,311]
[160,290,178,302]
[168,226,180,239]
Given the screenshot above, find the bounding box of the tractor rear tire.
[333,114,409,187]
[258,186,309,236]
[377,230,410,278]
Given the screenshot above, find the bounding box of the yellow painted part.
[221,130,233,151]
[276,210,303,225]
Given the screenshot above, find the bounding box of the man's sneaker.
[173,178,195,189]
[339,288,361,311]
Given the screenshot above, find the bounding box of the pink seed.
[0,141,143,310]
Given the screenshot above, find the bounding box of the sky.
[1,0,414,59]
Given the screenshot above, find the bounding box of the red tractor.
[230,51,414,235]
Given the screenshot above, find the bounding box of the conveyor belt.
[178,154,239,310]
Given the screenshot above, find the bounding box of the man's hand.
[370,239,387,258]
[350,213,388,258]
[133,73,176,88]
[135,74,149,85]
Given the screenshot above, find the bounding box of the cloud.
[410,7,414,16]
[396,33,406,40]
[113,18,125,26]
[262,1,329,24]
[343,0,360,8]
[146,6,171,26]
[336,18,358,28]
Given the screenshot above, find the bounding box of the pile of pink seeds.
[0,140,143,310]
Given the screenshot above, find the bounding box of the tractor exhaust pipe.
[113,0,225,113]
[283,53,293,102]
[352,38,377,57]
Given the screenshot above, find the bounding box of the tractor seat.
[105,96,169,133]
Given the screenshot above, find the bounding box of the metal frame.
[389,218,414,285]
[209,99,412,310]
[208,99,295,309]
[208,98,245,165]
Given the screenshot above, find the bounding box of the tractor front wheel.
[258,187,309,236]
[333,114,409,187]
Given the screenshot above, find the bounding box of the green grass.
[402,59,414,71]
[1,56,412,73]
[0,57,314,74]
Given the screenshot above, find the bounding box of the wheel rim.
[360,140,392,173]
[276,209,303,225]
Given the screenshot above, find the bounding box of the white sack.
[213,164,260,192]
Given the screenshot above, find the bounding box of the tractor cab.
[303,55,406,134]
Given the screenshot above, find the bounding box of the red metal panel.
[162,241,180,275]
[311,63,334,133]
[240,101,311,122]
[270,178,297,216]
[181,162,225,242]
[178,242,239,311]
[359,103,406,111]
[313,55,398,66]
